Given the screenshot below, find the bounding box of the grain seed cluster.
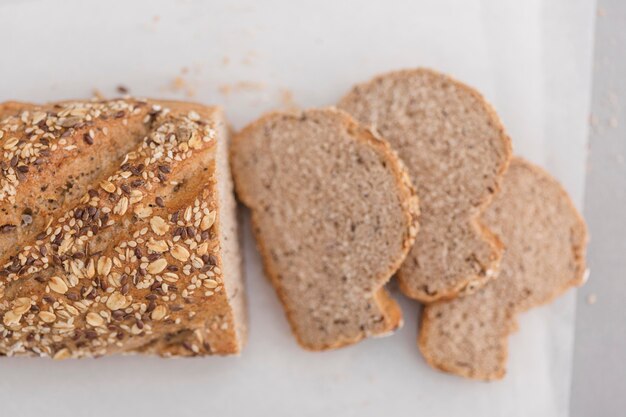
[0,99,231,358]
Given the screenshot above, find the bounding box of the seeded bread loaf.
[0,100,155,266]
[419,158,588,380]
[230,108,419,350]
[339,68,512,302]
[0,99,246,358]
[0,101,33,121]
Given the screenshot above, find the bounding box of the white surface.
[0,0,595,416]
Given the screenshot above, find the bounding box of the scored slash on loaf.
[0,99,154,263]
[0,99,246,358]
[230,108,419,350]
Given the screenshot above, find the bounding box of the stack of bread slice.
[232,68,587,380]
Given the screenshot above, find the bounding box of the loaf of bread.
[339,68,512,302]
[0,99,246,358]
[419,158,588,379]
[230,108,419,350]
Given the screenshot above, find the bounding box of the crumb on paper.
[117,85,129,95]
[586,293,597,305]
[218,84,232,96]
[589,113,598,126]
[222,56,230,66]
[92,89,106,100]
[241,50,258,66]
[597,7,606,17]
[279,88,298,110]
[173,77,185,90]
[218,81,266,97]
[181,67,189,75]
[141,16,160,32]
[609,116,619,128]
[168,76,196,97]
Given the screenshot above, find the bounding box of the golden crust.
[0,99,153,265]
[0,99,243,358]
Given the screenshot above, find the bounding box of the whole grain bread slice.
[230,108,419,350]
[418,158,588,380]
[339,68,512,302]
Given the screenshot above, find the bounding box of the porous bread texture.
[0,99,246,358]
[230,108,419,350]
[339,68,512,302]
[418,158,588,380]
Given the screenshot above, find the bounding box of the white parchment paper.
[0,1,595,416]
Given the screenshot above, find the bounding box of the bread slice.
[339,68,512,302]
[418,158,588,380]
[230,108,419,350]
[0,99,246,358]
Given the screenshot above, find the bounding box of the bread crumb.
[586,293,597,305]
[218,81,265,97]
[169,76,196,97]
[279,88,298,110]
[597,7,606,17]
[218,84,232,96]
[222,56,230,66]
[92,89,106,100]
[172,77,185,90]
[153,15,160,23]
[241,51,258,66]
[117,85,129,95]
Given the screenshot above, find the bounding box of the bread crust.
[339,68,512,302]
[0,99,155,266]
[418,157,588,380]
[0,99,245,358]
[231,108,419,350]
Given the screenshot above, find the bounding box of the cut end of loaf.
[419,157,588,380]
[339,68,512,302]
[231,108,418,350]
